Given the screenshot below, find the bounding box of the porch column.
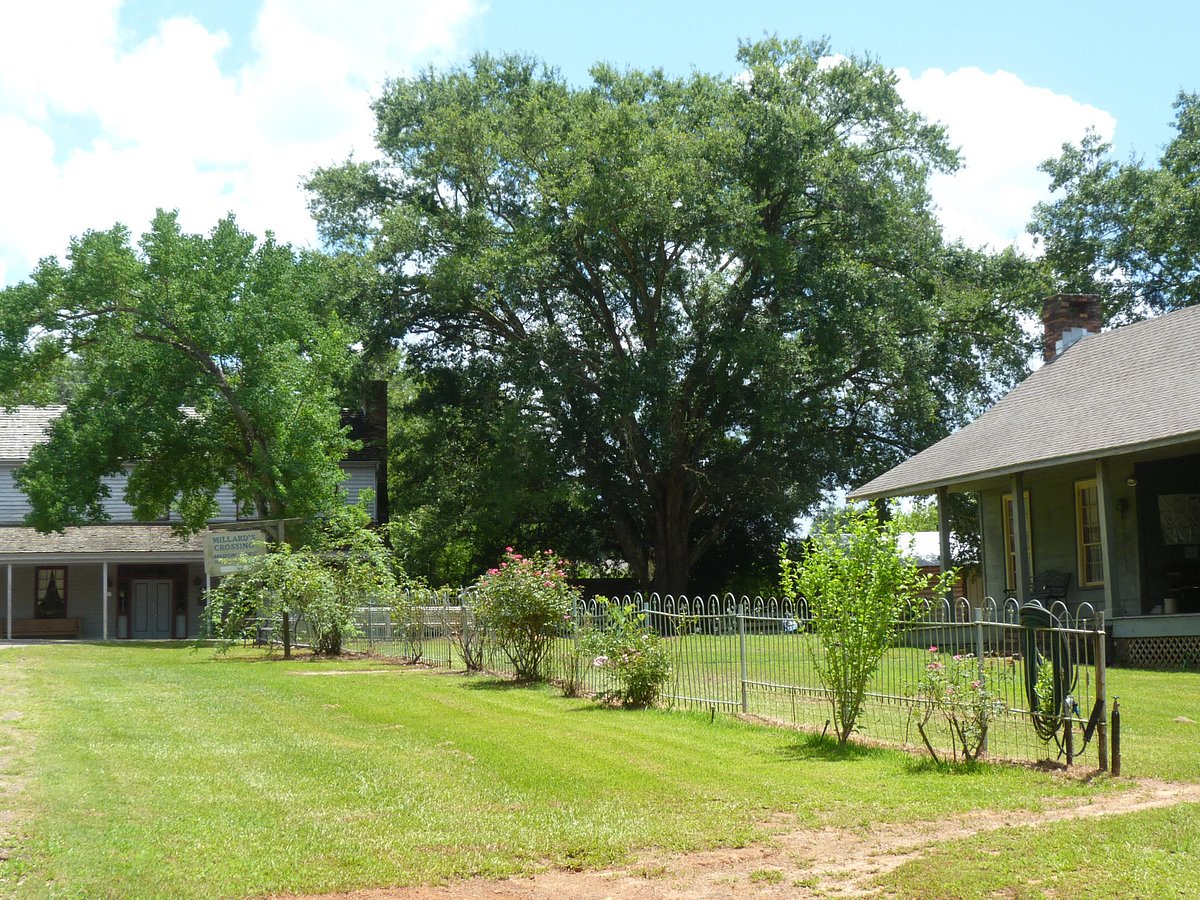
[936,486,954,601]
[1095,457,1120,617]
[102,562,109,641]
[5,564,11,641]
[1010,472,1031,605]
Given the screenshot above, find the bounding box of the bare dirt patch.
[282,779,1200,900]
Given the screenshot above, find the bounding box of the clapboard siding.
[1,463,377,524]
[99,472,137,521]
[213,484,238,521]
[0,465,31,523]
[341,462,379,506]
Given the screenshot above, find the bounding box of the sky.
[2,0,1197,289]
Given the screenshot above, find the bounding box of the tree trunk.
[649,536,691,597]
[648,470,695,597]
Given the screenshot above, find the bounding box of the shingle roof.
[850,304,1200,499]
[0,406,63,460]
[0,525,203,556]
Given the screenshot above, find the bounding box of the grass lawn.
[0,644,1196,898]
[879,802,1200,899]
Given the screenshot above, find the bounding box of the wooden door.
[131,580,173,639]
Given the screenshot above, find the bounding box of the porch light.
[1125,476,1137,487]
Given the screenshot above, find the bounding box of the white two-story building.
[1,384,387,640]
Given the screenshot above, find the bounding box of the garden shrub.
[205,503,403,657]
[781,507,955,744]
[911,646,1010,763]
[473,548,576,680]
[581,598,671,708]
[451,598,488,672]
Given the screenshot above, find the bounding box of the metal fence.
[342,591,1109,767]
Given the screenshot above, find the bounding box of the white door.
[131,580,173,639]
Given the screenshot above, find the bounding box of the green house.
[850,295,1200,668]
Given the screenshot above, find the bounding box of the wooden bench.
[9,617,82,639]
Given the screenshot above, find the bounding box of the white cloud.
[0,0,482,287]
[895,66,1117,252]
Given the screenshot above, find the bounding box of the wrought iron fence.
[342,591,1109,767]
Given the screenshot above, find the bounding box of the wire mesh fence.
[341,590,1108,766]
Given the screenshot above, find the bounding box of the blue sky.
[2,1,1196,287]
[471,0,1194,158]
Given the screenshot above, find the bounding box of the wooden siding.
[1,463,376,525]
[979,457,1142,615]
[341,462,379,507]
[0,466,29,523]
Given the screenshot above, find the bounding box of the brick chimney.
[364,379,388,441]
[1042,293,1101,363]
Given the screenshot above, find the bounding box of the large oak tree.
[309,38,1038,594]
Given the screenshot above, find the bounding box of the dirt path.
[286,779,1200,900]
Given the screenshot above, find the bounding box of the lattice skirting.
[1115,636,1200,669]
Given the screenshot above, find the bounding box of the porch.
[0,526,207,641]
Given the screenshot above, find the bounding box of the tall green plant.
[781,509,955,744]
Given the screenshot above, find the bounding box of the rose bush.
[473,548,577,680]
[580,598,672,708]
[911,645,1010,763]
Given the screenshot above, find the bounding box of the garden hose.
[1019,602,1078,747]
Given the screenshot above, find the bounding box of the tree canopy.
[309,38,1040,594]
[0,210,356,531]
[1031,92,1200,322]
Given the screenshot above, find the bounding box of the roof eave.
[848,427,1200,501]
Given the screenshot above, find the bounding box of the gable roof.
[850,304,1200,500]
[0,406,63,461]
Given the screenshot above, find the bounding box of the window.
[1001,491,1033,592]
[35,567,67,619]
[1076,479,1104,587]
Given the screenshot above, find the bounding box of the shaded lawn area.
[0,645,1191,899]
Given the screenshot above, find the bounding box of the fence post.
[1095,611,1108,772]
[974,606,987,753]
[571,595,581,689]
[1111,698,1121,776]
[738,600,749,713]
[1063,695,1074,766]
